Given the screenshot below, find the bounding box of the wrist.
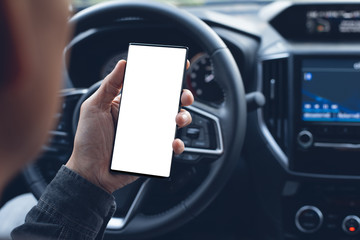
[65,156,112,194]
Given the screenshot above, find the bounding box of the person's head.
[0,0,70,191]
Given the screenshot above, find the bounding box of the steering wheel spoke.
[107,178,151,230]
[174,103,224,164]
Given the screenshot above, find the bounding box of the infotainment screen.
[270,5,360,41]
[306,10,360,36]
[302,58,360,122]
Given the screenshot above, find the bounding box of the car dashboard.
[2,1,360,240]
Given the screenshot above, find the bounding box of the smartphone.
[110,43,188,178]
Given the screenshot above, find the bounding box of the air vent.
[262,58,289,151]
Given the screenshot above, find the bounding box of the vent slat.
[262,58,288,151]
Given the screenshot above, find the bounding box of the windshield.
[72,0,260,8]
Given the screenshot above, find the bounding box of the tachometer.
[186,53,224,104]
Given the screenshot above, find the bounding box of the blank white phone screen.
[110,44,187,177]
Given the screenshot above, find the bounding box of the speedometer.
[186,53,224,104]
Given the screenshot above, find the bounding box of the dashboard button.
[342,215,360,235]
[317,126,333,136]
[295,205,323,233]
[297,130,313,149]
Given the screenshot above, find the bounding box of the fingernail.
[181,113,188,123]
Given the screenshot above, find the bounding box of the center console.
[259,2,360,240]
[285,55,360,239]
[282,180,360,239]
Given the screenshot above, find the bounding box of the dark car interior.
[1,0,360,239]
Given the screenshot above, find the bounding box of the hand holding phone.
[67,44,192,193]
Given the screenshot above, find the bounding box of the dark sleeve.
[11,165,116,240]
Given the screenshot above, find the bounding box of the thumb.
[92,60,126,109]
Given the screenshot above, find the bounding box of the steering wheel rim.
[24,1,247,239]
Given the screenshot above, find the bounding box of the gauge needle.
[205,74,214,83]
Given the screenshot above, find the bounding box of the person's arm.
[12,60,194,240]
[11,166,115,240]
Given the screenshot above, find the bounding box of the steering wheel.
[23,1,246,239]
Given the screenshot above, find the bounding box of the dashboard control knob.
[342,215,360,235]
[297,130,313,149]
[295,206,323,233]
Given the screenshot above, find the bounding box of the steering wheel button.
[193,140,210,148]
[186,127,201,139]
[182,138,192,147]
[174,154,200,162]
[181,154,200,161]
[198,128,206,140]
[194,116,209,126]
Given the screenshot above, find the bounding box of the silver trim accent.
[260,53,290,62]
[49,131,68,137]
[59,88,88,97]
[314,142,360,150]
[295,205,323,234]
[297,130,313,149]
[65,29,98,52]
[258,118,288,168]
[183,105,224,155]
[107,217,125,230]
[270,79,275,100]
[342,215,360,235]
[106,179,151,230]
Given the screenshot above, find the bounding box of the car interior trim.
[183,105,224,155]
[314,142,360,150]
[107,178,151,231]
[256,57,290,168]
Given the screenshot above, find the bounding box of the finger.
[111,95,121,122]
[173,138,185,155]
[92,60,126,109]
[176,109,192,128]
[186,60,190,70]
[181,89,194,106]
